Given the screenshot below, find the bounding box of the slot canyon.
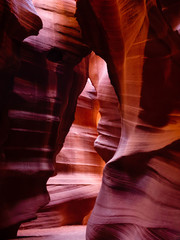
[0,0,180,239]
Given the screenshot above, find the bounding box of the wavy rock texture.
[89,53,121,162]
[1,0,180,239]
[76,0,180,239]
[0,0,42,150]
[18,78,104,231]
[0,0,42,237]
[0,0,98,237]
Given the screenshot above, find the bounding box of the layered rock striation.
[0,0,95,237]
[0,0,42,237]
[1,0,180,239]
[76,0,180,239]
[89,53,121,162]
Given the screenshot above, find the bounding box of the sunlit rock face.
[26,0,89,59]
[76,0,180,239]
[89,53,121,162]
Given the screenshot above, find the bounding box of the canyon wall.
[76,0,180,239]
[0,0,180,239]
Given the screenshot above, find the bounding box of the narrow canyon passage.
[0,0,180,239]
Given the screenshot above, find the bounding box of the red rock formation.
[18,79,104,230]
[0,0,42,238]
[89,53,121,162]
[0,0,94,237]
[76,0,180,239]
[0,0,42,153]
[1,0,180,239]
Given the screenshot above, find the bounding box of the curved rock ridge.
[0,0,42,78]
[89,53,121,162]
[76,0,180,239]
[3,0,42,41]
[24,0,90,59]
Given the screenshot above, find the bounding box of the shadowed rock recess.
[0,0,180,239]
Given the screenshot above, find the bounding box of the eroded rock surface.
[76,0,180,239]
[19,78,104,230]
[0,0,42,237]
[89,53,121,162]
[1,0,180,239]
[0,0,94,237]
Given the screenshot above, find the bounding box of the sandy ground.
[12,225,86,240]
